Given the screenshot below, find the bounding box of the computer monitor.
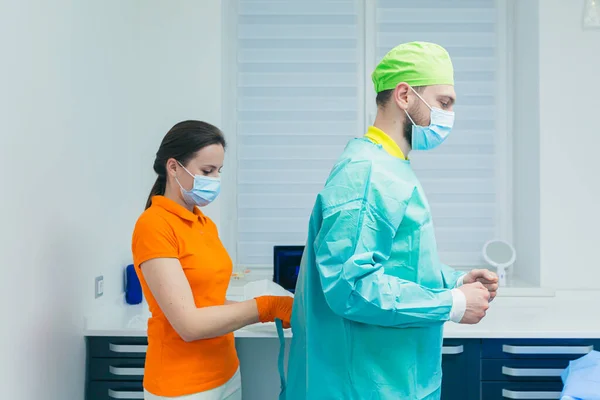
[273,245,304,293]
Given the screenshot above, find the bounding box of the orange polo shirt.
[131,196,238,397]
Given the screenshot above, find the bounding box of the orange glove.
[255,296,293,328]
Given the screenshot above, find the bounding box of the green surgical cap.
[371,41,454,93]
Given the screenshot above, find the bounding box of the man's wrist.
[449,288,466,323]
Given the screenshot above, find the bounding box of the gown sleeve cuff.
[449,289,466,323]
[455,273,466,288]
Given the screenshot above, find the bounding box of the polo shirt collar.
[151,196,205,222]
[364,125,408,160]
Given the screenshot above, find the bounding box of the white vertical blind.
[233,0,508,268]
[235,0,362,267]
[375,0,503,267]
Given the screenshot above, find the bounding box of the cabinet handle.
[502,344,593,355]
[108,389,144,399]
[502,389,561,399]
[502,366,563,377]
[109,343,148,353]
[442,345,464,355]
[109,366,145,376]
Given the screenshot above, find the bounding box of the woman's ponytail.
[145,175,166,210]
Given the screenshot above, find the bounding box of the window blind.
[375,0,502,267]
[233,0,507,269]
[235,0,361,267]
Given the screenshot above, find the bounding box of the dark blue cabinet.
[482,359,569,382]
[85,336,599,400]
[87,381,144,400]
[482,338,600,359]
[441,339,480,400]
[481,382,564,400]
[480,338,600,400]
[85,337,147,400]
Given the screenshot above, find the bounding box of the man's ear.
[392,83,411,111]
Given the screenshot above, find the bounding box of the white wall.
[511,0,600,291]
[512,0,541,286]
[0,1,222,398]
[538,0,600,290]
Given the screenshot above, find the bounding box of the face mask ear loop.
[175,161,195,195]
[410,86,433,111]
[174,176,181,187]
[177,161,194,178]
[404,110,417,125]
[406,86,433,126]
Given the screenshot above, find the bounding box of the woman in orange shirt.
[132,120,293,400]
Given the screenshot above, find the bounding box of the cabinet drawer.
[87,381,144,400]
[441,340,480,400]
[87,337,148,359]
[482,382,563,400]
[482,359,569,382]
[482,339,599,359]
[89,358,145,381]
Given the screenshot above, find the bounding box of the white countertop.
[83,289,600,339]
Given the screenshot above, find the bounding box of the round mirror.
[482,240,516,287]
[483,240,516,267]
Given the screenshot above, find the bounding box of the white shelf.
[496,274,556,297]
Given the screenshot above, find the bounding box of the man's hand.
[457,282,490,324]
[463,269,498,301]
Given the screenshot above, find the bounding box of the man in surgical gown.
[285,42,499,400]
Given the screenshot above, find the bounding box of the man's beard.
[403,118,413,149]
[403,106,428,150]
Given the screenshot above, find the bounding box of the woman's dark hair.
[145,120,226,209]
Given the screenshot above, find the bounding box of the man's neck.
[372,111,411,157]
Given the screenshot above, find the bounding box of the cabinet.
[480,339,600,400]
[441,339,480,400]
[86,336,147,400]
[85,336,599,400]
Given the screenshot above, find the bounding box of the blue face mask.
[405,88,455,151]
[176,162,221,207]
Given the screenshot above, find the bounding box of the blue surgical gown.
[285,137,463,400]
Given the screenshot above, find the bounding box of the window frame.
[221,0,515,270]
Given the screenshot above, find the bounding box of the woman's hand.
[255,296,294,328]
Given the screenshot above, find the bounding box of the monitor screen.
[273,245,304,293]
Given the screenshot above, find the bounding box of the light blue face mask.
[176,162,221,207]
[405,87,455,151]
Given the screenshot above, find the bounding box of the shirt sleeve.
[131,213,179,268]
[314,198,454,328]
[449,289,467,323]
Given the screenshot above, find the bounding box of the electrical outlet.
[95,275,104,298]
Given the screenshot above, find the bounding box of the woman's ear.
[166,158,179,178]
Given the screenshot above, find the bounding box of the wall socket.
[95,275,104,299]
